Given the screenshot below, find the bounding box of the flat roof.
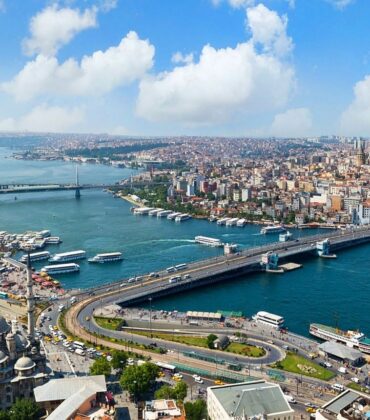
[318,341,363,361]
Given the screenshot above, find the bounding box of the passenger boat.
[252,311,285,329]
[49,250,86,263]
[175,213,191,222]
[45,236,62,244]
[309,323,370,355]
[88,252,123,263]
[40,263,80,274]
[20,251,50,263]
[236,218,246,227]
[167,212,182,220]
[261,225,286,234]
[225,218,239,226]
[279,231,293,242]
[194,236,223,247]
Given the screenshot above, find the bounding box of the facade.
[207,380,294,420]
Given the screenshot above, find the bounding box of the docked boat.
[40,263,80,274]
[226,218,239,227]
[175,213,192,222]
[167,212,182,220]
[261,225,286,234]
[148,208,163,216]
[217,217,231,226]
[157,210,173,218]
[309,323,370,355]
[195,236,223,247]
[133,207,154,215]
[36,230,51,239]
[236,218,246,227]
[279,231,293,242]
[20,251,50,263]
[49,250,86,263]
[88,252,123,263]
[252,311,285,329]
[45,236,62,244]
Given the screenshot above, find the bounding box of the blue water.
[0,147,369,338]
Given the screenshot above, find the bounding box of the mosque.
[0,253,48,409]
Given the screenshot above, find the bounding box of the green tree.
[154,384,175,400]
[184,399,207,420]
[206,334,217,349]
[9,398,41,420]
[120,362,159,400]
[110,350,128,370]
[0,411,9,420]
[173,381,188,401]
[89,357,112,378]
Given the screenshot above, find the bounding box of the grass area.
[271,352,335,381]
[347,382,370,394]
[225,342,266,357]
[94,316,123,331]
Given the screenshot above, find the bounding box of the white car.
[195,377,204,384]
[324,361,332,368]
[351,377,360,384]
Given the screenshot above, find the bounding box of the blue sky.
[0,0,369,136]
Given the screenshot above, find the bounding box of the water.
[0,147,369,338]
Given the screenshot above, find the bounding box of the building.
[213,335,229,350]
[318,341,363,366]
[316,389,370,420]
[33,375,108,419]
[143,399,183,420]
[207,380,294,420]
[0,254,47,409]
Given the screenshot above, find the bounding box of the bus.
[73,341,86,350]
[175,263,187,271]
[0,292,8,299]
[155,361,176,373]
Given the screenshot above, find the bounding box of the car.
[184,274,191,279]
[195,378,204,384]
[305,403,317,408]
[120,283,127,287]
[324,361,332,368]
[158,371,165,378]
[338,367,347,374]
[351,377,360,384]
[306,407,316,413]
[173,373,183,379]
[214,380,225,385]
[173,376,182,382]
[128,278,136,283]
[106,288,111,292]
[331,383,345,392]
[282,345,290,350]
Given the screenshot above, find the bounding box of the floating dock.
[279,262,303,272]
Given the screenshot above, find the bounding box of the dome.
[0,351,8,363]
[0,317,10,334]
[14,356,35,371]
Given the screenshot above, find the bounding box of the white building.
[207,380,294,420]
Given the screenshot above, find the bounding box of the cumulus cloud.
[211,0,255,8]
[99,0,118,12]
[0,104,84,132]
[3,31,155,102]
[136,4,295,125]
[270,108,312,137]
[23,4,98,56]
[326,0,354,10]
[340,75,370,135]
[171,52,194,65]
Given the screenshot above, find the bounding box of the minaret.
[26,253,35,339]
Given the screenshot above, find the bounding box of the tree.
[154,384,175,400]
[110,350,128,370]
[184,399,207,420]
[173,381,188,401]
[206,334,217,349]
[120,362,159,400]
[89,357,112,378]
[0,411,9,420]
[9,398,41,420]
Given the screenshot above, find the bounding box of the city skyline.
[0,0,369,136]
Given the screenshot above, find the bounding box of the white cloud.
[136,4,295,125]
[3,31,155,101]
[270,108,312,137]
[326,0,354,10]
[0,104,84,132]
[0,1,5,13]
[99,0,118,12]
[340,75,370,135]
[211,0,255,8]
[171,52,194,65]
[23,4,98,56]
[246,3,293,56]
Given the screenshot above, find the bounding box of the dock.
[279,262,303,272]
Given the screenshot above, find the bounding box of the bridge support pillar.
[75,188,81,199]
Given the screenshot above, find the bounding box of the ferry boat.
[279,231,293,242]
[20,251,50,263]
[157,210,173,218]
[167,212,182,220]
[252,311,285,329]
[195,236,223,247]
[88,252,123,263]
[175,213,191,222]
[49,250,86,263]
[236,218,246,227]
[40,263,80,274]
[148,208,163,216]
[133,207,154,215]
[45,236,62,244]
[36,230,51,239]
[309,323,370,355]
[217,217,231,226]
[226,218,239,227]
[261,225,286,234]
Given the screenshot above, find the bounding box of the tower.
[75,165,81,199]
[26,253,35,339]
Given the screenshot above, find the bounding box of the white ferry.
[148,208,163,216]
[226,218,239,227]
[88,252,123,263]
[133,207,154,215]
[36,230,51,239]
[40,263,80,274]
[175,213,192,222]
[217,217,231,226]
[45,236,62,244]
[309,323,370,355]
[157,210,173,218]
[279,231,293,242]
[20,251,50,263]
[236,218,246,227]
[49,250,86,263]
[195,236,223,247]
[167,212,182,220]
[261,225,286,234]
[252,311,285,329]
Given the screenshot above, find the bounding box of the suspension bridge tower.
[75,166,81,199]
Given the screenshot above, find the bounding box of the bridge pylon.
[75,166,81,199]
